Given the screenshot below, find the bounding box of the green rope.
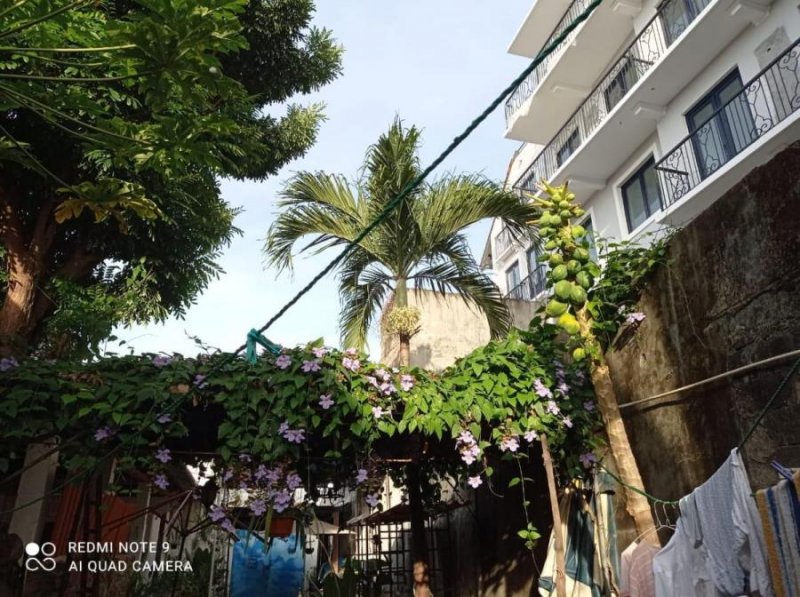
[737,356,800,449]
[601,466,679,505]
[0,0,605,515]
[246,329,281,363]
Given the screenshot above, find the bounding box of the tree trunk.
[540,435,566,597]
[406,463,431,597]
[577,311,658,543]
[0,260,38,354]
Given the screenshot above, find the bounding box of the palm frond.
[339,266,393,350]
[410,261,512,338]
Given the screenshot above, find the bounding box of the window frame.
[620,156,663,233]
[556,129,581,168]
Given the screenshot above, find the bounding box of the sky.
[112,0,532,358]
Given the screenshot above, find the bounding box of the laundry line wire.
[602,356,800,507]
[619,348,800,410]
[0,0,606,515]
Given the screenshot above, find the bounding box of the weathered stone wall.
[607,142,800,523]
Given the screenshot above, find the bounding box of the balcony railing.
[655,38,800,207]
[514,0,712,193]
[504,0,593,124]
[506,263,549,301]
[494,226,516,257]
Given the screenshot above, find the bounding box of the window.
[687,70,755,179]
[556,129,581,167]
[526,248,548,297]
[505,261,521,294]
[621,157,663,232]
[660,0,700,45]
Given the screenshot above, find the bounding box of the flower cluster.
[456,430,481,465]
[625,311,646,325]
[152,355,173,368]
[499,435,520,453]
[275,354,292,370]
[0,357,18,372]
[279,421,305,444]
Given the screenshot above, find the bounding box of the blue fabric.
[230,530,305,596]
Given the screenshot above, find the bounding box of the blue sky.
[113,0,532,358]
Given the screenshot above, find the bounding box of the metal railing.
[514,0,712,193]
[505,263,549,301]
[494,226,516,257]
[504,0,593,123]
[655,38,800,207]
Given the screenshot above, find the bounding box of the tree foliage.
[264,119,539,349]
[0,0,342,355]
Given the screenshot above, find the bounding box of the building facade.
[485,0,800,299]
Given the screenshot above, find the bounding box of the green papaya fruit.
[545,299,568,317]
[576,271,593,289]
[569,285,587,306]
[572,347,586,361]
[551,264,568,281]
[549,253,564,266]
[554,280,573,300]
[557,313,580,335]
[566,260,581,275]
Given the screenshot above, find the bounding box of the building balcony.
[512,0,770,200]
[505,264,549,301]
[504,0,641,143]
[655,37,800,222]
[493,225,517,260]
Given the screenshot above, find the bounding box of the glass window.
[505,261,521,293]
[581,215,598,262]
[603,60,638,112]
[621,157,663,232]
[556,129,581,167]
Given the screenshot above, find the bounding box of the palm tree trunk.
[393,277,430,596]
[577,310,658,543]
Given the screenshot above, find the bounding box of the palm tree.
[265,119,538,361]
[265,120,537,597]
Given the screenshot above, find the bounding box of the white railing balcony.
[513,0,713,194]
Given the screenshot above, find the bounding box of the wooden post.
[540,435,566,597]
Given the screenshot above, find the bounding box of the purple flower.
[155,448,172,463]
[157,413,172,424]
[626,312,646,325]
[467,476,483,489]
[534,378,553,399]
[153,474,169,490]
[579,452,597,468]
[193,374,208,389]
[279,421,290,434]
[372,406,384,419]
[0,357,19,371]
[152,355,172,368]
[94,426,113,442]
[239,453,252,463]
[379,382,396,396]
[400,374,415,391]
[557,381,570,395]
[250,499,267,517]
[265,467,282,483]
[284,429,305,444]
[254,465,269,482]
[365,493,380,508]
[460,443,480,465]
[583,401,595,412]
[286,472,302,491]
[275,354,292,370]
[223,469,234,483]
[272,489,292,513]
[562,416,573,429]
[344,348,358,356]
[220,519,236,534]
[312,347,329,359]
[302,359,321,373]
[319,393,335,409]
[342,357,361,372]
[209,505,227,522]
[545,400,561,416]
[524,430,539,443]
[499,436,520,453]
[356,468,369,484]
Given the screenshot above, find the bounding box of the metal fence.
[504,0,593,123]
[506,263,548,301]
[514,0,712,193]
[493,226,516,257]
[655,38,800,207]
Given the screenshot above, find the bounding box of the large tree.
[0,0,342,356]
[266,119,538,359]
[265,119,537,597]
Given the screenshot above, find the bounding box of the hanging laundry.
[652,449,772,597]
[756,475,800,596]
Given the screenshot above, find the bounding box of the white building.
[484,0,800,299]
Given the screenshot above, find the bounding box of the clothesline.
[619,348,800,410]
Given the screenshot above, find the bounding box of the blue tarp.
[230,529,305,596]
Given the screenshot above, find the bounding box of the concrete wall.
[380,289,538,370]
[607,141,800,514]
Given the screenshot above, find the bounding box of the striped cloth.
[756,475,800,596]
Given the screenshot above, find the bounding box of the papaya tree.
[533,182,658,541]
